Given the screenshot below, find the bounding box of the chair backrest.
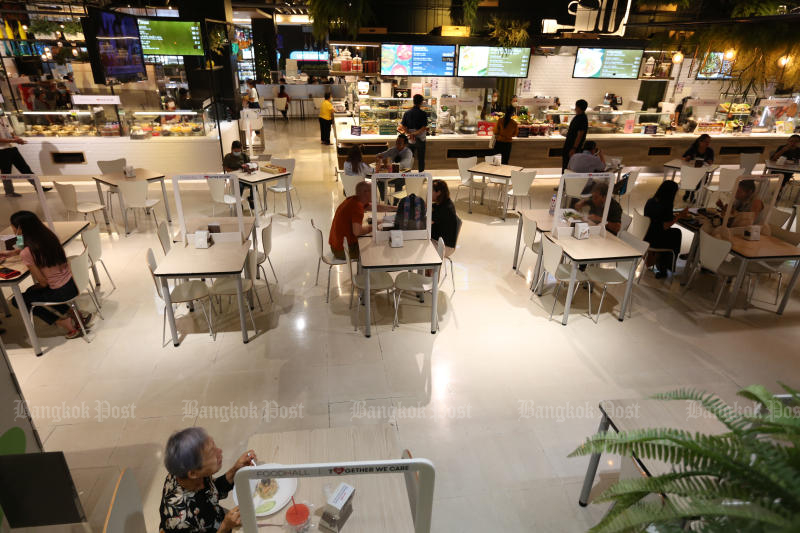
[271,158,296,188]
[117,180,149,207]
[457,156,477,185]
[341,173,365,197]
[157,221,171,254]
[312,97,323,109]
[406,178,426,198]
[207,178,226,203]
[771,226,800,246]
[698,230,733,272]
[510,170,536,195]
[146,248,163,300]
[564,177,588,197]
[541,237,563,276]
[275,97,288,110]
[310,219,324,258]
[102,469,146,533]
[522,214,538,248]
[767,208,792,228]
[261,217,273,256]
[678,166,707,191]
[68,247,91,293]
[620,212,633,232]
[628,209,651,241]
[342,236,356,284]
[740,152,760,175]
[245,249,257,281]
[617,230,650,277]
[620,169,640,196]
[454,217,463,245]
[81,224,102,263]
[435,237,445,260]
[98,158,126,175]
[717,168,744,193]
[54,181,78,212]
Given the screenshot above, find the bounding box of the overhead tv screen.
[83,8,147,84]
[573,48,643,79]
[380,44,456,76]
[457,46,531,78]
[696,52,733,80]
[137,19,204,56]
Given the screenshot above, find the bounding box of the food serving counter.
[335,118,793,171]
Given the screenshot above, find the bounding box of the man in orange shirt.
[329,181,396,260]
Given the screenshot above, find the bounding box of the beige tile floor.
[2,120,800,532]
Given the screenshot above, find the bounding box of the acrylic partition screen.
[370,173,433,243]
[553,173,614,237]
[172,174,246,244]
[719,174,782,230]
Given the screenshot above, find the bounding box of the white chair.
[157,221,172,255]
[210,249,261,333]
[391,177,426,205]
[586,230,649,322]
[745,226,800,305]
[767,208,792,229]
[629,209,677,279]
[267,158,300,216]
[439,217,462,292]
[98,158,126,218]
[740,152,760,175]
[534,237,592,321]
[392,238,444,330]
[312,97,323,112]
[341,173,365,197]
[703,167,743,206]
[118,180,160,232]
[501,170,536,218]
[54,182,104,222]
[343,237,394,329]
[564,177,590,201]
[311,219,346,303]
[615,169,640,212]
[454,156,487,212]
[146,248,214,345]
[81,225,115,293]
[207,178,252,216]
[256,218,276,302]
[682,230,744,313]
[28,248,100,343]
[620,212,633,232]
[677,166,708,205]
[516,215,541,279]
[274,96,288,120]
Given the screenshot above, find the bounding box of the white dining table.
[236,168,292,221]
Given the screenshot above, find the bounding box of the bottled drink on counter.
[549,194,557,215]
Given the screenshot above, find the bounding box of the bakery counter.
[17,121,239,177]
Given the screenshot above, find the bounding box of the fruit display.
[719,102,751,114]
[25,123,98,137]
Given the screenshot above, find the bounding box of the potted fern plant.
[570,384,800,532]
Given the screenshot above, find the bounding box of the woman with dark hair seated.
[644,181,687,278]
[0,210,91,338]
[431,179,458,249]
[160,427,257,533]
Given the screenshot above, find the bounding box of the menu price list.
[409,46,455,76]
[599,50,641,78]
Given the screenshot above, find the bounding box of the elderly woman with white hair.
[159,427,257,533]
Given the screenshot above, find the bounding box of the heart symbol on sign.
[333,467,345,475]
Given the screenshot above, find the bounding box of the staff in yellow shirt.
[319,92,334,145]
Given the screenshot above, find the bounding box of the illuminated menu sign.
[573,48,643,79]
[381,44,456,76]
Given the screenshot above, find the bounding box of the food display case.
[545,110,674,134]
[13,110,122,137]
[127,109,213,139]
[356,96,437,135]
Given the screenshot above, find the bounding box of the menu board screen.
[457,46,531,77]
[381,44,456,76]
[137,19,203,56]
[696,52,733,80]
[573,48,643,79]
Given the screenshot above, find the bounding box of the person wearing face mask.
[222,140,255,210]
[160,427,257,533]
[510,94,519,115]
[482,91,502,119]
[161,98,180,124]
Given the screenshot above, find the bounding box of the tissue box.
[573,222,590,240]
[195,230,211,248]
[319,483,355,533]
[390,230,403,248]
[743,225,761,241]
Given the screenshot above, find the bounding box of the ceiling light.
[541,19,559,34]
[724,49,736,60]
[671,51,684,64]
[778,55,792,67]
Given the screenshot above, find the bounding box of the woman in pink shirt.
[1,211,90,339]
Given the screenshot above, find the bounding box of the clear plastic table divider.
[371,172,432,243]
[0,174,54,230]
[553,172,614,239]
[234,458,435,533]
[172,173,246,245]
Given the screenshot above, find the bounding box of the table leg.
[431,264,440,334]
[725,258,749,317]
[680,231,701,285]
[0,288,10,317]
[12,284,42,355]
[777,260,800,314]
[94,181,111,225]
[480,176,486,205]
[250,183,263,228]
[532,245,544,294]
[235,276,249,343]
[159,179,172,223]
[512,215,524,269]
[619,259,639,321]
[562,263,579,325]
[160,278,179,346]
[468,187,473,214]
[286,187,293,218]
[364,270,371,338]
[579,413,611,506]
[118,187,130,235]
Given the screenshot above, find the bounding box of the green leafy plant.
[61,20,83,36]
[570,384,800,533]
[207,25,229,55]
[307,0,373,41]
[28,18,60,37]
[449,0,480,27]
[487,17,529,49]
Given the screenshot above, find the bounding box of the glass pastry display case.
[127,109,213,139]
[14,110,120,137]
[356,96,437,136]
[547,110,674,135]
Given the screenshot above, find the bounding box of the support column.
[252,17,278,82]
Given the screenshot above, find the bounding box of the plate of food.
[232,465,297,517]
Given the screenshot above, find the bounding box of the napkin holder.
[743,225,761,241]
[319,482,355,533]
[573,222,590,240]
[390,230,404,248]
[194,230,212,249]
[123,165,136,178]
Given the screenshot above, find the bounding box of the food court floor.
[3,120,799,532]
